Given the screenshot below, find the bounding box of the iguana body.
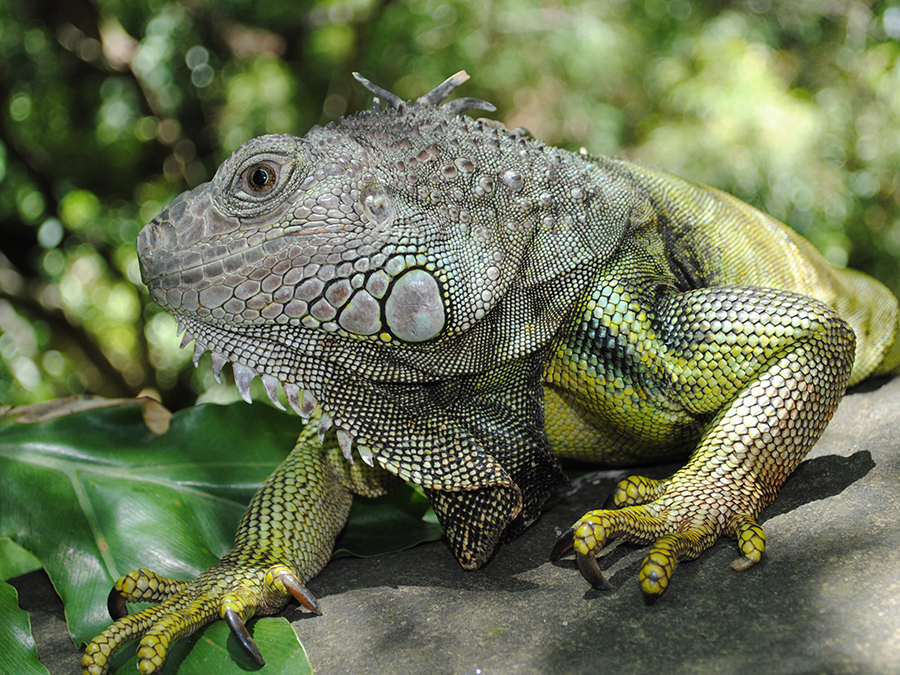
[83,72,900,675]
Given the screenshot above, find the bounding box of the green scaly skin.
[82,71,900,673]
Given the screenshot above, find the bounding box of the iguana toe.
[729,513,767,572]
[107,569,189,620]
[636,531,705,602]
[604,475,669,509]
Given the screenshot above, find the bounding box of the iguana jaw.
[173,312,378,466]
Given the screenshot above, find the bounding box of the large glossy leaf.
[1,580,52,675]
[1,401,297,645]
[0,399,442,671]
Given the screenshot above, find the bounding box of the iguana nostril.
[137,220,176,255]
[136,222,155,253]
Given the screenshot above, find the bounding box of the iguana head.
[136,71,630,502]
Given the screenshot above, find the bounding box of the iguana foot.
[82,424,372,674]
[550,473,767,603]
[82,561,318,675]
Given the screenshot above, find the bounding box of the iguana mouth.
[175,319,375,467]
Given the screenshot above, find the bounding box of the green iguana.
[82,71,900,675]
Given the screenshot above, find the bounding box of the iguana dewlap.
[82,71,900,675]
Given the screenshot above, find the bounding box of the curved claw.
[730,556,757,572]
[549,528,575,561]
[224,608,265,666]
[575,551,612,591]
[641,588,662,605]
[107,587,128,620]
[277,570,321,615]
[601,492,618,510]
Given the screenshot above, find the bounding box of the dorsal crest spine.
[352,70,496,116]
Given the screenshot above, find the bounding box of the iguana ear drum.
[383,269,446,342]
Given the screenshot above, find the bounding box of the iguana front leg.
[551,285,856,601]
[82,421,395,675]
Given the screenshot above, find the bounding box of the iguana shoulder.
[610,158,900,382]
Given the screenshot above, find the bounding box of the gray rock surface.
[13,376,900,674]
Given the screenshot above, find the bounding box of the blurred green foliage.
[1,0,899,409]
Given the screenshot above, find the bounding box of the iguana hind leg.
[82,421,394,675]
[550,285,856,601]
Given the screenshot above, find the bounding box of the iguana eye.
[360,185,395,226]
[244,163,278,193]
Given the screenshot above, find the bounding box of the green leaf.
[0,537,43,581]
[0,579,52,675]
[0,399,443,672]
[337,485,442,558]
[113,618,312,675]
